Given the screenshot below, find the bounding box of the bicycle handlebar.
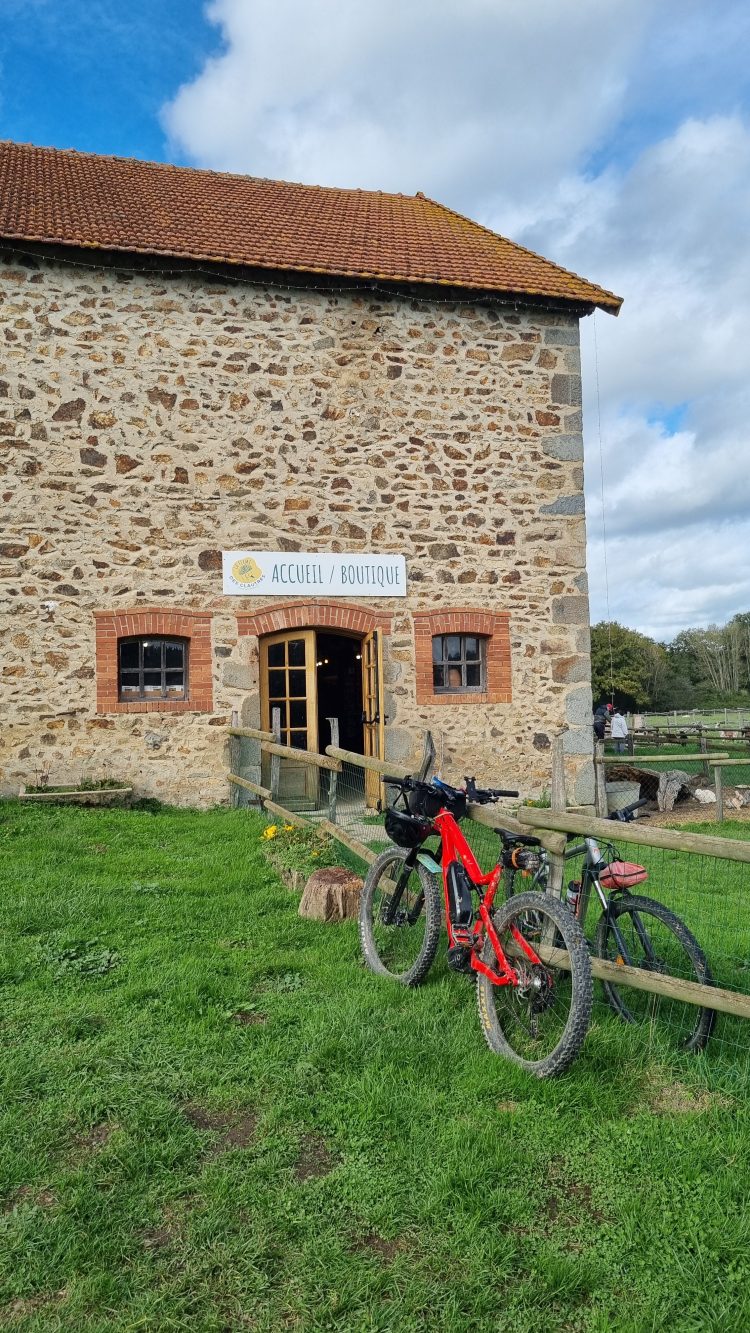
[381,774,519,804]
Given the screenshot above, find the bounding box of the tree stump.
[299,866,363,923]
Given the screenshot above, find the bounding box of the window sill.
[97,697,211,715]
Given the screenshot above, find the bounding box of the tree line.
[590,614,750,711]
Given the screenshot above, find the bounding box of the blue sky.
[1,0,749,640]
[0,0,216,162]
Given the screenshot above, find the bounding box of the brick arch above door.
[236,601,392,638]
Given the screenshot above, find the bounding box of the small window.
[432,634,486,693]
[118,637,188,701]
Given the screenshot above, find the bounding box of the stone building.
[0,142,621,808]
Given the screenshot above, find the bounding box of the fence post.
[327,717,339,823]
[700,731,709,781]
[270,706,281,803]
[547,734,566,899]
[229,709,241,807]
[715,764,723,822]
[594,739,608,819]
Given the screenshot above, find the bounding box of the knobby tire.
[594,892,716,1053]
[359,848,442,986]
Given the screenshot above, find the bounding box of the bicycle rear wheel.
[476,891,593,1078]
[359,848,441,986]
[594,893,716,1053]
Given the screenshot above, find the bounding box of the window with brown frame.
[118,636,188,701]
[432,633,487,693]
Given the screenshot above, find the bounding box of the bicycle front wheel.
[594,893,716,1053]
[359,848,442,986]
[476,891,593,1078]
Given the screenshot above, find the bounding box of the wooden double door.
[260,627,384,808]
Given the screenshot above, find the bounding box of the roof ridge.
[0,139,418,203]
[418,191,622,311]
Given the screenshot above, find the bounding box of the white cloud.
[163,0,649,199]
[161,1,750,641]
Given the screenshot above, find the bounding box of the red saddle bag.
[599,860,648,890]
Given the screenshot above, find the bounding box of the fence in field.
[226,720,750,1067]
[595,738,750,822]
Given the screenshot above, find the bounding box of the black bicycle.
[502,799,716,1054]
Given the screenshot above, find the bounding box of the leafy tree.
[590,621,668,710]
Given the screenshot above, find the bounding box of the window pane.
[165,641,184,668]
[290,730,307,749]
[119,669,140,684]
[446,666,463,690]
[142,641,162,669]
[432,636,443,665]
[119,640,139,669]
[268,669,286,699]
[164,684,185,697]
[120,683,139,696]
[288,669,306,697]
[164,670,184,686]
[433,664,445,689]
[270,702,287,730]
[446,635,461,663]
[288,639,306,666]
[464,636,480,661]
[466,663,481,688]
[289,700,306,728]
[142,671,161,689]
[267,642,285,668]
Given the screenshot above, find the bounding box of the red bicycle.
[359,776,593,1077]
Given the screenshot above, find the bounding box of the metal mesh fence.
[233,739,750,1074]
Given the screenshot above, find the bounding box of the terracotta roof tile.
[0,141,622,313]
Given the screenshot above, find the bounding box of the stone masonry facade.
[0,248,595,806]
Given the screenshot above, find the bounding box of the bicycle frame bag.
[599,860,648,890]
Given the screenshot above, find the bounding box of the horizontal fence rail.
[226,723,750,1062]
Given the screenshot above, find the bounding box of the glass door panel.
[260,630,318,807]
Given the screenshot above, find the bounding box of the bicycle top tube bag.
[599,860,648,889]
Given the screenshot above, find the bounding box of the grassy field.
[638,710,750,730]
[2,801,750,1331]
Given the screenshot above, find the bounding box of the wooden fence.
[594,739,750,820]
[226,725,750,1026]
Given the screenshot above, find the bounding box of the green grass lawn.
[3,801,750,1331]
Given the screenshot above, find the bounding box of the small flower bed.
[260,821,341,886]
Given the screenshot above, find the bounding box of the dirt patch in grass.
[2,1185,57,1214]
[351,1232,408,1262]
[230,1008,267,1026]
[0,1288,67,1321]
[496,1099,523,1113]
[70,1121,118,1159]
[183,1103,257,1153]
[639,1069,733,1115]
[294,1131,335,1182]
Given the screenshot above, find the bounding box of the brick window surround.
[94,608,213,714]
[413,609,512,706]
[237,600,391,638]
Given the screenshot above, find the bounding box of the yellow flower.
[262,825,278,840]
[283,823,295,832]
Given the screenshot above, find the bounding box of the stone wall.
[0,248,594,806]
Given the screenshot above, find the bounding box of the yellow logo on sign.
[231,557,263,586]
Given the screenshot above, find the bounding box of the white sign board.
[222,551,407,597]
